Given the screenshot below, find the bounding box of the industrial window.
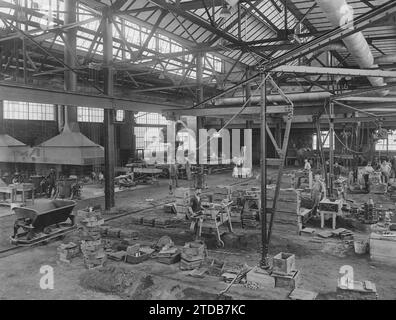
[116,110,125,122]
[134,127,164,149]
[3,101,55,121]
[312,131,333,150]
[77,107,104,123]
[376,130,396,151]
[135,112,168,125]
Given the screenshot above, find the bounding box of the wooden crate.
[370,232,396,266]
[272,252,296,275]
[125,252,151,264]
[273,270,300,290]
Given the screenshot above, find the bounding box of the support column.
[103,8,115,210]
[0,100,4,134]
[260,73,269,269]
[196,53,204,165]
[63,0,78,130]
[329,102,335,197]
[120,111,135,164]
[245,67,253,129]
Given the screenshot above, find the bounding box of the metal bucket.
[354,240,368,254]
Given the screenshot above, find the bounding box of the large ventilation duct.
[215,91,332,106]
[315,0,388,95]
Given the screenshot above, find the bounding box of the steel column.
[329,102,335,197]
[196,52,204,166]
[103,8,115,210]
[260,73,269,269]
[64,0,78,126]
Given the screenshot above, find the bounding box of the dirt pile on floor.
[79,265,187,300]
[79,266,141,295]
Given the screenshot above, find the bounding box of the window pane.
[77,107,104,123]
[3,101,54,120]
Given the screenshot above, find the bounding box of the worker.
[190,188,204,216]
[392,156,396,178]
[91,171,97,183]
[98,172,104,185]
[189,188,204,239]
[185,156,192,181]
[46,168,57,198]
[169,163,179,194]
[334,162,341,180]
[304,159,311,171]
[363,162,374,191]
[12,172,21,185]
[381,160,391,184]
[311,174,324,216]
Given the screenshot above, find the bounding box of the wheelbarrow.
[11,199,76,245]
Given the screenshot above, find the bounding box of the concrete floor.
[0,170,395,300]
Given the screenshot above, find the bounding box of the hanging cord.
[196,73,270,152]
[323,103,365,154]
[334,131,364,154]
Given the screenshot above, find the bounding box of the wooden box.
[272,252,296,275]
[125,252,151,264]
[369,232,396,266]
[273,270,300,290]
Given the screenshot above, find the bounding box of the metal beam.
[0,83,184,112]
[166,105,292,116]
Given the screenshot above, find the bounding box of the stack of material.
[154,236,180,264]
[154,217,177,228]
[81,239,107,269]
[331,228,354,240]
[78,208,107,269]
[142,216,155,227]
[272,252,300,290]
[173,188,192,218]
[212,186,233,203]
[130,214,144,225]
[242,191,260,229]
[156,245,181,265]
[180,241,206,270]
[57,242,80,263]
[125,244,154,264]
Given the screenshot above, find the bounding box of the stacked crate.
[241,189,260,229]
[57,242,80,263]
[180,241,206,270]
[78,208,107,269]
[173,188,192,218]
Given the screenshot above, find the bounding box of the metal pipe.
[315,0,388,95]
[215,91,332,106]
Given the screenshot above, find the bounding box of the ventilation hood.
[37,124,104,166]
[0,134,27,162]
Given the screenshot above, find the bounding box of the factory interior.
[1,0,396,301]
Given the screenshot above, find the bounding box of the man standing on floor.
[169,162,179,194]
[46,168,57,198]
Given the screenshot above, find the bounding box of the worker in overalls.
[311,174,324,216]
[189,188,204,239]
